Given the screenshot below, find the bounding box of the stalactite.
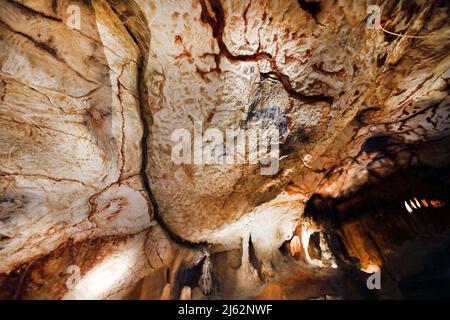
[198,255,213,296]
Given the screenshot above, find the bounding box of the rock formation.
[0,0,449,299]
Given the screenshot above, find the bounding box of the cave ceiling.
[0,0,449,300]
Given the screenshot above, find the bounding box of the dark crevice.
[172,259,205,298]
[0,235,11,241]
[308,232,321,260]
[360,135,392,154]
[248,235,263,281]
[109,0,207,249]
[297,0,321,21]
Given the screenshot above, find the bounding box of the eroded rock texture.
[0,0,449,299]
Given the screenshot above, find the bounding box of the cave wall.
[0,0,449,299]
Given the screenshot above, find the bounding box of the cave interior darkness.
[0,0,449,300]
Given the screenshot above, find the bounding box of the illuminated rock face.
[0,0,449,299]
[142,0,450,246]
[0,0,159,298]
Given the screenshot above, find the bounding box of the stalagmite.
[179,286,192,301]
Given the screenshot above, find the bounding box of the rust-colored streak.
[198,0,333,105]
[206,107,216,124]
